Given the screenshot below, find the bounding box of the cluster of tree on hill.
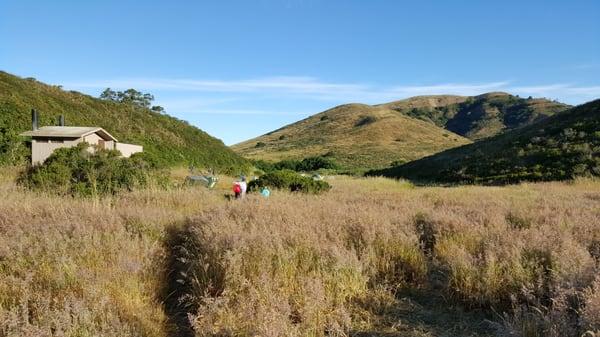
[396,93,569,139]
[99,88,166,114]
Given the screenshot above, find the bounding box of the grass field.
[1,167,599,337]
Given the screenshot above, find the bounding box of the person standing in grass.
[260,186,270,198]
[233,181,242,199]
[239,176,248,198]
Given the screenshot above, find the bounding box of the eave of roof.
[20,126,118,141]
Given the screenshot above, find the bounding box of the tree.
[100,88,157,109]
[100,88,117,101]
[151,105,166,114]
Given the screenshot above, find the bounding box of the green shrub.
[248,169,330,194]
[297,155,339,171]
[19,142,168,196]
[355,115,377,127]
[0,126,28,166]
[252,155,339,173]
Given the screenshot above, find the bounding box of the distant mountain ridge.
[380,92,570,139]
[0,71,249,171]
[369,99,600,184]
[232,93,569,171]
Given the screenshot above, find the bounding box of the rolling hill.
[380,92,570,139]
[231,103,472,171]
[368,99,600,184]
[0,71,249,171]
[232,93,569,171]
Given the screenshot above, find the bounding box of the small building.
[20,110,143,165]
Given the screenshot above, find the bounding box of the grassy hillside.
[369,99,600,184]
[380,92,570,139]
[232,103,471,171]
[0,71,249,171]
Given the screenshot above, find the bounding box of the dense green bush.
[248,169,330,194]
[252,155,339,173]
[19,143,168,196]
[0,126,28,166]
[297,156,339,171]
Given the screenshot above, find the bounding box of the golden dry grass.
[231,104,470,170]
[0,167,221,337]
[1,170,599,337]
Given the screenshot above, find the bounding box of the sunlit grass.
[1,170,599,336]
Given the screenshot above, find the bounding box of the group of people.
[232,176,270,199]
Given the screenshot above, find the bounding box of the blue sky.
[1,0,599,145]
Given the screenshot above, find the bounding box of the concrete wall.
[115,143,143,158]
[31,134,143,165]
[31,138,81,165]
[105,140,115,150]
[83,133,102,147]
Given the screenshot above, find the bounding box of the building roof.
[20,126,118,141]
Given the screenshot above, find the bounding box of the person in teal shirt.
[260,187,270,198]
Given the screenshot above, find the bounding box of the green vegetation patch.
[394,93,570,140]
[248,169,331,194]
[370,99,600,184]
[253,155,339,173]
[19,143,168,196]
[0,71,250,172]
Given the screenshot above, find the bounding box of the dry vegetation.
[1,167,599,337]
[0,166,222,337]
[231,103,470,171]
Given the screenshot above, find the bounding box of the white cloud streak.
[66,76,367,97]
[188,109,308,116]
[64,76,600,110]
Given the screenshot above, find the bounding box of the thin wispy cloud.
[382,82,510,98]
[184,109,309,116]
[64,76,600,112]
[66,77,367,96]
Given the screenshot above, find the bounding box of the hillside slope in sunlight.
[232,93,569,171]
[0,71,249,171]
[370,99,600,184]
[232,103,471,171]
